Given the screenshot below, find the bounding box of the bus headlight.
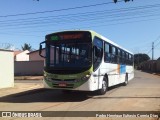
[81,74,91,81]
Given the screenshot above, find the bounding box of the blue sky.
[0,0,160,59]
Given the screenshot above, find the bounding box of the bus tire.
[98,76,108,95]
[123,73,128,86]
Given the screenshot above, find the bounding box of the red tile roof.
[14,51,22,56]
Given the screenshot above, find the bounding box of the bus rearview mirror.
[39,41,46,58]
[39,44,42,54]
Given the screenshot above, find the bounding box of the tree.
[34,0,134,2]
[0,43,14,50]
[134,53,150,67]
[21,43,32,51]
[113,0,133,3]
[157,57,160,61]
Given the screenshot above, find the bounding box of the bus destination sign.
[50,33,84,41]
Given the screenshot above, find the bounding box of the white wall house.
[14,50,29,61]
[0,49,14,88]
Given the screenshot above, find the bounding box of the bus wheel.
[123,73,128,86]
[98,77,108,95]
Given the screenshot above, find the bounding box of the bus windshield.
[48,42,92,69]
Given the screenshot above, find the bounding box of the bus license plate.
[59,83,67,87]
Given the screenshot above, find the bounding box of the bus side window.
[108,45,112,63]
[126,53,129,65]
[117,49,121,64]
[93,37,103,71]
[112,46,116,63]
[122,51,125,64]
[104,43,110,62]
[124,51,126,64]
[131,55,134,65]
[129,54,133,65]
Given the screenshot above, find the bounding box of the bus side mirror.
[39,41,46,58]
[39,44,42,54]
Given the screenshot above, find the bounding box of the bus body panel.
[40,30,134,92]
[74,75,99,91]
[43,72,99,91]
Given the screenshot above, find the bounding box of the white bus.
[39,30,134,95]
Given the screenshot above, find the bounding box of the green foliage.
[134,53,150,67]
[34,0,133,3]
[21,43,32,51]
[113,0,133,3]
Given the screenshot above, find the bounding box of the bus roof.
[47,30,133,55]
[89,30,133,55]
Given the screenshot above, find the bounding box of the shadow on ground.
[0,83,150,103]
[0,84,122,103]
[0,88,96,103]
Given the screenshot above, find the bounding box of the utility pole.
[138,51,139,67]
[152,42,154,60]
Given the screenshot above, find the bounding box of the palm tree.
[21,43,32,51]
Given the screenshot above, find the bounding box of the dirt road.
[0,70,160,120]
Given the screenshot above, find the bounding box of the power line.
[1,16,160,37]
[0,1,123,18]
[152,42,154,60]
[154,35,160,43]
[0,2,159,31]
[1,12,160,31]
[145,35,160,58]
[154,40,160,48]
[0,2,160,39]
[1,8,160,27]
[1,2,160,23]
[1,18,160,39]
[0,6,160,30]
[0,32,42,37]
